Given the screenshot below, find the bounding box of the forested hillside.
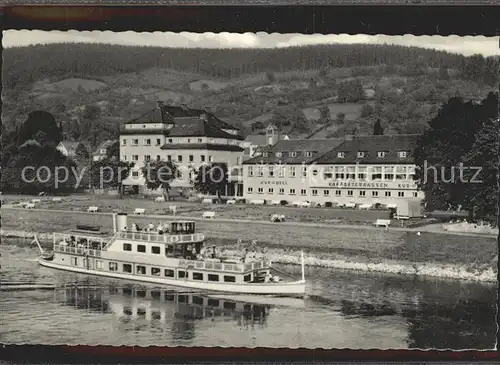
[3,43,499,145]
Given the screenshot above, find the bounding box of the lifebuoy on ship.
[170,235,179,243]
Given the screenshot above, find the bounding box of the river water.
[0,238,497,349]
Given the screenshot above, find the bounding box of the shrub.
[325,201,333,208]
[374,203,384,210]
[280,200,288,206]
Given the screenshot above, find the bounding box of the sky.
[3,30,500,57]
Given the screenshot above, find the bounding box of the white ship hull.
[38,258,306,296]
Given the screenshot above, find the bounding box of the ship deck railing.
[179,258,269,273]
[115,231,205,245]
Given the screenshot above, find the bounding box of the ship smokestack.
[116,213,128,231]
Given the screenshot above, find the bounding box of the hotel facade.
[120,102,245,197]
[242,135,424,207]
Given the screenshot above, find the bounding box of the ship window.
[151,267,161,276]
[165,292,175,301]
[152,311,161,320]
[137,308,147,317]
[71,257,78,266]
[136,290,146,298]
[192,272,203,281]
[95,260,103,270]
[223,275,236,283]
[165,269,175,277]
[123,287,132,296]
[223,302,236,310]
[192,296,204,305]
[151,291,161,299]
[151,246,161,254]
[123,307,133,316]
[207,299,220,307]
[137,245,146,253]
[136,265,146,275]
[166,245,174,255]
[109,262,118,271]
[178,295,187,303]
[208,274,219,282]
[178,270,186,279]
[244,274,252,282]
[123,243,132,251]
[123,264,132,273]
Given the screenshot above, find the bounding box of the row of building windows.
[70,257,248,283]
[261,151,408,159]
[247,166,414,178]
[247,187,417,198]
[123,137,206,146]
[122,154,220,164]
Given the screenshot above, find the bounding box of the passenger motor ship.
[37,213,306,296]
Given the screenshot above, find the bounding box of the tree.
[18,111,63,148]
[438,65,450,81]
[1,143,77,194]
[75,143,90,162]
[141,160,178,200]
[462,118,499,224]
[337,80,365,103]
[336,112,346,125]
[373,119,384,135]
[319,106,330,122]
[193,162,229,202]
[90,159,133,194]
[413,93,496,219]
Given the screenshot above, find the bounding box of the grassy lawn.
[2,206,496,271]
[2,194,390,225]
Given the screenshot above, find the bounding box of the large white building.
[242,134,424,207]
[120,102,245,197]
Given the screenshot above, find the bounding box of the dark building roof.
[243,138,344,165]
[125,104,239,132]
[167,117,244,140]
[160,143,243,152]
[123,104,243,140]
[313,134,420,165]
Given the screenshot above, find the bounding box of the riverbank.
[2,207,497,283]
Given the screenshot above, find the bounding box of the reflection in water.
[55,284,271,340]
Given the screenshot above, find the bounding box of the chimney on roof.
[199,113,208,122]
[203,106,212,114]
[181,103,188,111]
[157,100,164,108]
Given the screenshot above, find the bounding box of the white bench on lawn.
[31,199,42,203]
[25,203,36,209]
[249,199,265,205]
[87,206,99,212]
[358,203,372,210]
[134,208,146,215]
[344,202,357,209]
[52,197,63,202]
[202,211,216,218]
[202,198,213,204]
[226,199,236,205]
[373,219,391,227]
[270,200,281,206]
[155,196,165,202]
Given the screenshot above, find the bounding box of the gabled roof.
[243,138,344,165]
[162,105,239,132]
[126,104,239,132]
[165,117,244,140]
[313,134,420,165]
[58,141,83,156]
